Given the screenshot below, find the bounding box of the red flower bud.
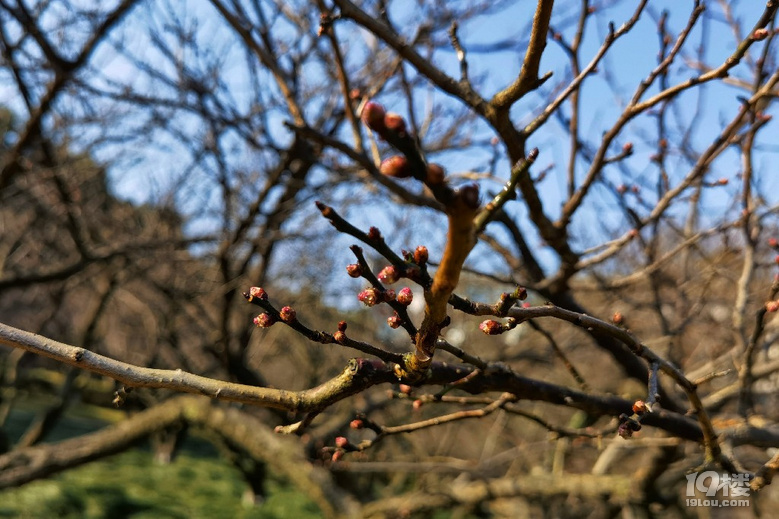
[413,245,428,265]
[426,164,445,185]
[397,287,413,305]
[279,306,296,323]
[380,155,411,178]
[249,286,268,301]
[338,320,348,332]
[412,399,423,410]
[768,238,778,248]
[253,313,275,328]
[766,300,779,313]
[358,288,380,306]
[361,101,386,132]
[387,314,402,328]
[632,400,648,414]
[384,112,406,134]
[754,28,769,40]
[479,319,502,335]
[399,384,412,394]
[378,265,399,284]
[334,330,346,342]
[346,263,363,278]
[350,419,364,429]
[612,311,624,325]
[335,436,349,448]
[622,142,633,154]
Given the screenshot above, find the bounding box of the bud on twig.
[358,288,380,306]
[378,265,399,284]
[361,101,386,132]
[384,112,407,135]
[253,313,275,328]
[380,155,412,178]
[279,306,297,323]
[397,287,413,305]
[426,164,445,185]
[248,286,268,301]
[413,245,428,265]
[346,263,363,278]
[479,319,502,335]
[387,314,402,328]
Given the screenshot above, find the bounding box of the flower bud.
[361,101,386,132]
[337,320,348,332]
[754,28,769,40]
[412,399,423,410]
[426,164,445,185]
[334,330,346,342]
[383,112,406,134]
[515,286,528,300]
[279,306,296,323]
[768,237,778,248]
[413,245,428,265]
[612,311,624,325]
[766,300,779,313]
[632,400,648,414]
[380,155,412,178]
[378,265,399,284]
[458,183,480,210]
[397,287,413,305]
[622,142,633,154]
[387,314,402,328]
[368,226,382,240]
[346,263,363,278]
[335,436,349,448]
[358,288,380,306]
[253,313,275,328]
[331,450,344,462]
[479,319,502,335]
[248,286,268,301]
[350,419,364,429]
[399,384,412,394]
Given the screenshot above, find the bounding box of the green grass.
[0,400,323,519]
[0,449,323,519]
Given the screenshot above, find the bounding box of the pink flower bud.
[380,155,411,178]
[612,311,624,325]
[249,286,268,301]
[617,184,628,195]
[358,288,380,306]
[754,28,769,40]
[361,101,386,132]
[622,142,633,154]
[412,399,423,410]
[253,313,275,328]
[335,436,349,448]
[350,419,364,429]
[766,301,779,313]
[399,384,412,394]
[346,263,363,278]
[413,245,428,265]
[383,112,406,134]
[397,287,413,305]
[426,164,445,185]
[331,450,344,462]
[387,314,402,328]
[279,306,296,323]
[479,319,502,335]
[378,265,399,284]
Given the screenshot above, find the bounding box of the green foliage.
[0,450,323,519]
